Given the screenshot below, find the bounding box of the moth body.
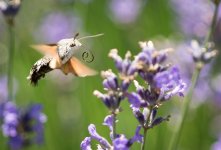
[57,38,82,64]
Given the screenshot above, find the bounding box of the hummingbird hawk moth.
[27,33,103,85]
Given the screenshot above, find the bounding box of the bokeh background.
[0,0,221,149]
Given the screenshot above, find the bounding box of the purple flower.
[129,125,143,144]
[81,117,142,149]
[102,69,119,91]
[34,11,82,43]
[103,115,114,131]
[0,0,20,18]
[109,0,142,24]
[135,41,172,84]
[153,66,186,99]
[0,101,47,150]
[109,49,138,79]
[211,135,221,150]
[161,39,215,106]
[171,0,215,39]
[94,70,131,112]
[125,41,184,128]
[22,104,47,144]
[188,40,217,67]
[80,137,92,150]
[113,126,143,149]
[88,124,112,149]
[2,101,18,137]
[113,135,129,150]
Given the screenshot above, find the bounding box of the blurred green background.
[0,0,220,149]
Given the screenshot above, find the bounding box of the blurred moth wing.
[31,44,58,56]
[68,57,97,77]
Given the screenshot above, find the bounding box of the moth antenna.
[74,33,79,40]
[78,33,104,41]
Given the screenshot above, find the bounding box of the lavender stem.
[112,113,117,139]
[141,128,147,150]
[141,106,153,150]
[204,1,220,45]
[168,68,200,150]
[7,23,15,101]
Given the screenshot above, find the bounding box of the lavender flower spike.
[0,101,47,149]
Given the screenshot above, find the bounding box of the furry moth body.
[27,33,103,85]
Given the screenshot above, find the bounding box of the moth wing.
[31,44,58,56]
[68,57,97,77]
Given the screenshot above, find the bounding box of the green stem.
[112,113,117,139]
[7,23,15,101]
[141,129,147,150]
[168,69,200,150]
[204,2,219,45]
[141,106,153,150]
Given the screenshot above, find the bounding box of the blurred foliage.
[0,0,219,149]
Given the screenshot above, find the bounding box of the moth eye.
[70,43,76,47]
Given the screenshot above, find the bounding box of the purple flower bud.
[188,40,218,65]
[102,71,118,90]
[129,125,143,144]
[150,108,157,121]
[151,116,170,128]
[113,135,129,150]
[103,115,113,131]
[109,49,123,72]
[127,92,144,108]
[154,66,186,100]
[0,0,20,18]
[88,124,111,149]
[109,50,138,78]
[93,90,112,108]
[80,137,92,150]
[136,51,152,65]
[131,106,145,126]
[121,80,130,92]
